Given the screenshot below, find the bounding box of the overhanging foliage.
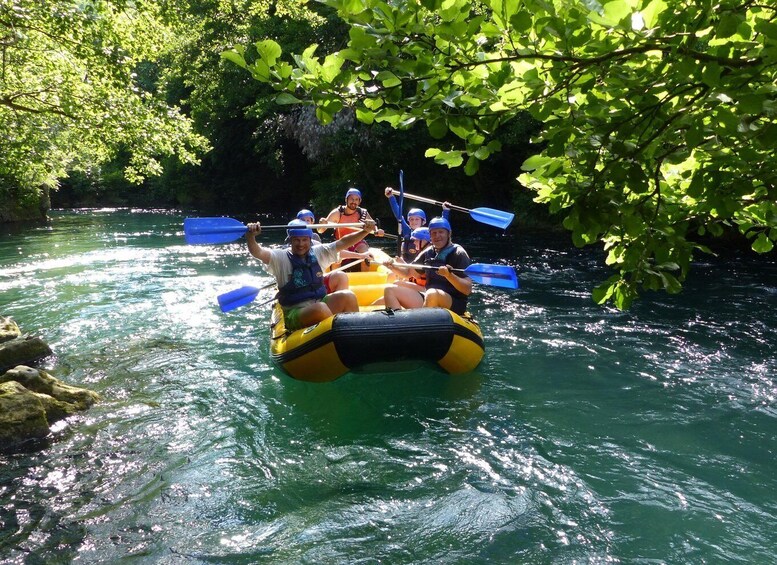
[224,0,777,308]
[0,0,208,209]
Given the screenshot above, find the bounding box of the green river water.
[1,209,776,563]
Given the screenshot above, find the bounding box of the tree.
[223,0,777,308]
[0,0,208,220]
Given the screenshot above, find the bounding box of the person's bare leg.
[423,289,453,309]
[327,271,349,291]
[297,302,333,327]
[326,290,359,313]
[384,285,424,310]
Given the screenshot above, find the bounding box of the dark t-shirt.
[415,243,471,314]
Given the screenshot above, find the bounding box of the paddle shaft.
[386,261,517,281]
[390,190,468,213]
[387,262,472,275]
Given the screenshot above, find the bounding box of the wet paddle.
[387,262,519,289]
[217,282,275,312]
[217,258,367,312]
[184,217,365,245]
[389,190,514,229]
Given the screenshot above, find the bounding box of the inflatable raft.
[269,249,485,382]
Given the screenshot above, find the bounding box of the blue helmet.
[286,219,313,239]
[296,209,315,222]
[410,227,430,242]
[407,208,426,223]
[345,188,362,200]
[428,216,451,232]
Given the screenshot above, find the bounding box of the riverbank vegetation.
[3,0,775,307]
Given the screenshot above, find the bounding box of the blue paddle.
[217,282,275,312]
[184,217,363,245]
[216,258,368,312]
[389,262,519,289]
[389,190,514,229]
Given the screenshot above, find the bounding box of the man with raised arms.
[246,218,376,330]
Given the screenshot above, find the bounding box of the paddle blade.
[184,217,247,245]
[464,263,519,289]
[217,286,261,312]
[469,207,515,230]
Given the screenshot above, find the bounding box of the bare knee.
[327,271,348,292]
[299,302,333,326]
[423,289,452,309]
[327,290,358,313]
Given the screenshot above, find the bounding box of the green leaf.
[375,70,401,88]
[685,123,704,149]
[738,94,764,114]
[349,26,377,49]
[464,155,480,175]
[755,19,777,40]
[702,63,721,87]
[355,106,374,124]
[447,116,473,140]
[321,54,344,82]
[640,0,667,28]
[592,280,616,304]
[255,40,282,66]
[521,154,553,171]
[510,11,533,32]
[432,150,465,168]
[716,13,741,39]
[427,118,448,139]
[221,50,247,70]
[275,93,300,105]
[752,233,774,253]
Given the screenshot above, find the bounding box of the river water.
[1,209,775,563]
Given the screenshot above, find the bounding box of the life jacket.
[335,205,368,240]
[277,251,327,307]
[405,241,428,285]
[401,238,419,263]
[419,243,467,300]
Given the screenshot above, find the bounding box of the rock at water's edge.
[0,335,52,373]
[0,366,101,449]
[0,316,21,343]
[0,380,51,445]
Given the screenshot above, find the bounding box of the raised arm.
[246,223,272,264]
[385,187,411,237]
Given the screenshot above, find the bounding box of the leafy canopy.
[224,0,777,308]
[0,0,208,200]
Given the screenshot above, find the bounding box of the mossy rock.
[0,316,21,344]
[0,380,50,446]
[0,366,100,449]
[0,336,52,372]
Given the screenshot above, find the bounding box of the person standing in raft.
[320,188,384,270]
[246,218,377,330]
[382,217,473,315]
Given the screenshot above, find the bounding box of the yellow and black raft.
[269,248,484,382]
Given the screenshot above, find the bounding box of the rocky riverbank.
[0,316,99,449]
